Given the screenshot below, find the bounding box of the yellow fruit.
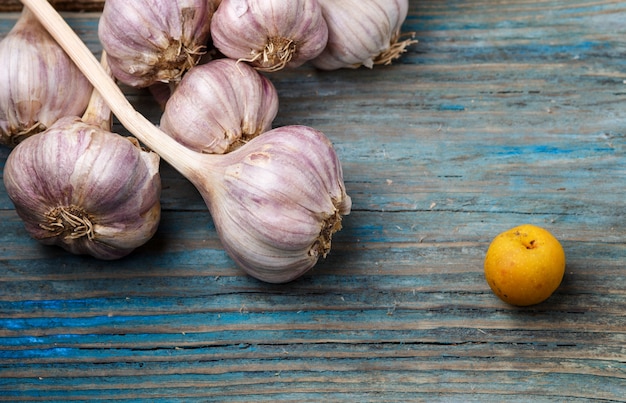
[484,224,565,306]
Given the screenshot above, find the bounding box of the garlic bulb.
[197,125,351,282]
[24,0,351,282]
[3,50,161,261]
[311,0,417,70]
[160,58,279,154]
[0,7,92,147]
[98,0,217,88]
[210,0,329,72]
[3,116,162,260]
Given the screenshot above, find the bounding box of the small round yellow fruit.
[484,224,565,306]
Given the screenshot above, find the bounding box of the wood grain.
[1,1,625,401]
[0,0,104,12]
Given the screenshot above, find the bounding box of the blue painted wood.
[1,1,626,401]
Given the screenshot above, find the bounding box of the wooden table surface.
[1,1,625,401]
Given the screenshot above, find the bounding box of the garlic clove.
[3,116,162,260]
[210,0,329,72]
[312,0,417,70]
[159,58,279,154]
[200,125,352,283]
[98,0,218,88]
[0,7,92,147]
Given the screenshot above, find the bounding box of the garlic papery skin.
[160,58,279,154]
[210,0,329,72]
[23,0,351,282]
[98,0,217,88]
[3,116,162,260]
[311,0,417,70]
[0,7,92,147]
[195,125,351,283]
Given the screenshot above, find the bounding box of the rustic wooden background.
[1,1,625,401]
[0,0,104,12]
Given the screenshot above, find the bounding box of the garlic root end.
[156,40,206,84]
[238,37,297,72]
[40,205,96,241]
[375,31,418,66]
[311,208,344,259]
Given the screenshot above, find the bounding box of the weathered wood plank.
[0,0,104,12]
[1,0,625,401]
